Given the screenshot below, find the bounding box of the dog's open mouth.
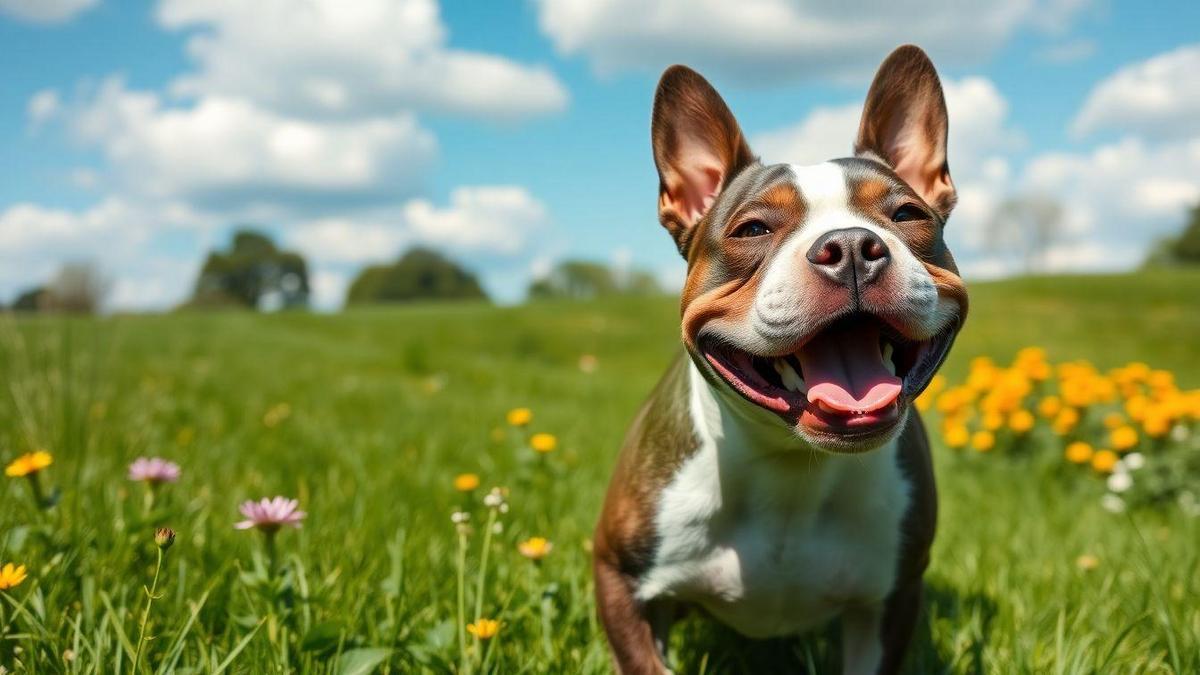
[701,313,955,437]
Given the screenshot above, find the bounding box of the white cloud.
[535,0,1090,82]
[27,89,62,128]
[0,0,96,24]
[404,186,548,254]
[1037,38,1096,64]
[287,217,408,265]
[67,78,437,213]
[157,0,568,121]
[309,269,350,311]
[1073,44,1200,140]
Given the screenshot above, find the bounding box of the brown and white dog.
[593,46,968,674]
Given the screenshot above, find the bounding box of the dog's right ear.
[652,65,755,257]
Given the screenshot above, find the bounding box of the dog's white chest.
[636,368,911,638]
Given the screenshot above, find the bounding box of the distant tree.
[527,259,662,300]
[189,229,309,310]
[12,286,46,312]
[1175,203,1200,263]
[42,262,110,314]
[345,247,488,305]
[986,195,1063,274]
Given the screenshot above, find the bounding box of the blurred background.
[2,0,1199,313]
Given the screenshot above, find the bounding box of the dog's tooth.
[777,359,806,393]
[883,341,896,376]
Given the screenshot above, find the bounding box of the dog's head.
[653,46,967,453]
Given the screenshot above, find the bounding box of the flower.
[451,511,470,524]
[970,431,995,452]
[530,433,558,453]
[483,487,509,512]
[1008,410,1035,434]
[506,408,532,427]
[1075,554,1099,571]
[944,424,969,449]
[1123,452,1145,470]
[155,527,176,550]
[1037,396,1062,418]
[1064,442,1094,464]
[518,537,553,560]
[466,618,501,640]
[1107,472,1133,493]
[128,457,181,484]
[454,473,480,492]
[1101,494,1126,513]
[1091,449,1119,474]
[0,563,27,590]
[235,496,306,532]
[1109,425,1138,451]
[1052,408,1079,435]
[5,451,52,478]
[1102,412,1125,429]
[982,411,1004,431]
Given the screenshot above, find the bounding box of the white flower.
[483,487,508,510]
[1101,494,1126,514]
[1107,472,1133,493]
[1171,424,1189,443]
[451,511,470,524]
[1123,452,1145,470]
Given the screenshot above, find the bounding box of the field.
[1,269,1198,673]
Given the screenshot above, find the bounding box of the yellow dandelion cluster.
[517,537,553,560]
[530,433,558,453]
[926,348,1198,481]
[506,407,533,427]
[5,451,52,478]
[466,618,501,640]
[454,473,480,492]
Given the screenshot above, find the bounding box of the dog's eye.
[732,220,772,238]
[891,204,930,223]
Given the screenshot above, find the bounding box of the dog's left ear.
[652,65,756,256]
[855,45,956,219]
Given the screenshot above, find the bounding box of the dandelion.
[944,424,969,449]
[982,411,1004,431]
[530,433,558,453]
[467,618,501,640]
[0,563,27,591]
[970,431,995,452]
[1101,493,1126,513]
[518,537,553,561]
[1037,396,1062,418]
[5,450,52,477]
[128,457,181,484]
[1064,441,1094,464]
[1052,408,1079,435]
[133,528,175,673]
[1123,452,1145,470]
[454,473,481,492]
[1110,425,1138,451]
[1091,449,1119,474]
[1075,554,1099,571]
[1008,410,1035,434]
[506,408,533,427]
[1143,412,1171,438]
[1103,412,1125,429]
[235,496,307,533]
[1107,471,1133,493]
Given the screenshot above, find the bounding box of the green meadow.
[1,269,1198,673]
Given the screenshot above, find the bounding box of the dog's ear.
[652,65,756,256]
[855,45,956,219]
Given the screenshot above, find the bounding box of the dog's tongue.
[797,322,901,413]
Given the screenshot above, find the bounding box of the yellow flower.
[1037,396,1062,418]
[1008,410,1035,434]
[1109,425,1138,451]
[1143,412,1171,438]
[944,425,969,449]
[1064,441,1094,464]
[466,618,501,640]
[1075,554,1099,571]
[454,473,480,492]
[1102,412,1125,429]
[982,410,1004,431]
[0,562,27,590]
[971,430,995,452]
[1091,449,1118,473]
[517,537,553,560]
[506,408,533,427]
[530,433,558,453]
[1052,408,1079,435]
[5,451,52,478]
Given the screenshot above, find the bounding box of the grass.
[0,268,1198,673]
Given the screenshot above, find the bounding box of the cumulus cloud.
[403,186,548,254]
[158,0,568,121]
[535,0,1090,82]
[0,0,96,24]
[66,78,437,213]
[26,89,62,128]
[1072,44,1200,140]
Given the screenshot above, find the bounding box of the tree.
[527,259,662,300]
[11,286,46,312]
[43,262,110,314]
[986,195,1063,274]
[189,229,310,310]
[345,247,488,305]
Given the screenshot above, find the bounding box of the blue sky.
[2,0,1198,310]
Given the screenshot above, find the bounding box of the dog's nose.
[806,227,891,288]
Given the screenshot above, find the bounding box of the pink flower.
[128,457,181,484]
[235,496,306,533]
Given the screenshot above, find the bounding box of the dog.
[593,45,968,675]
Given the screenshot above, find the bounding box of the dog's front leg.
[594,556,672,674]
[841,604,885,675]
[843,577,923,675]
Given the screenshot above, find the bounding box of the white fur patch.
[636,363,911,654]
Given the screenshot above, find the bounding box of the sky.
[1,0,1198,311]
